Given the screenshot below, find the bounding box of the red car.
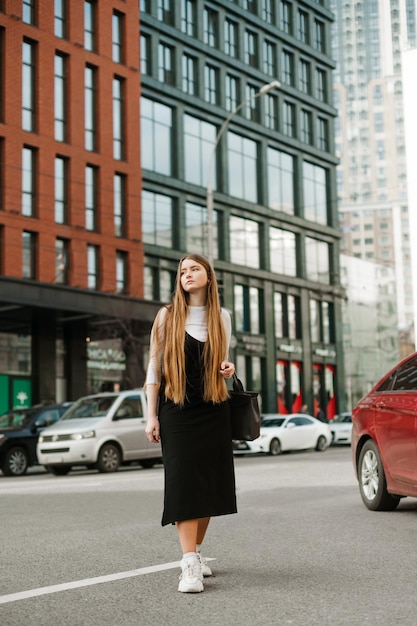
[351,351,417,511]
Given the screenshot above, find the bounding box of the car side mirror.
[286,422,296,429]
[114,407,131,420]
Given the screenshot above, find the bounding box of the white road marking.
[0,559,215,605]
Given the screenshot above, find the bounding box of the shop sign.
[278,344,303,354]
[240,335,266,353]
[12,379,32,409]
[87,347,126,371]
[314,348,336,358]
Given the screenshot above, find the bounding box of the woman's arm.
[145,384,160,443]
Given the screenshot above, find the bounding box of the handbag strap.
[232,373,245,392]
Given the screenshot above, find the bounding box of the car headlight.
[69,430,96,440]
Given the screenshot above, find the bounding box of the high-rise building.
[331,0,416,357]
[140,0,345,417]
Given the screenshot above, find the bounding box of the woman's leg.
[176,519,199,554]
[197,517,210,545]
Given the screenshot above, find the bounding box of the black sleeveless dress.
[158,333,237,526]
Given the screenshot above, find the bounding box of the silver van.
[37,390,162,475]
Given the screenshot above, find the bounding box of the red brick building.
[0,1,157,410]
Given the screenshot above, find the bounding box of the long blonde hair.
[151,254,229,404]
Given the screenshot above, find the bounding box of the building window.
[228,132,257,203]
[185,202,216,257]
[234,285,263,334]
[244,0,257,15]
[85,65,97,151]
[225,74,239,112]
[315,68,326,102]
[54,156,67,224]
[204,8,218,47]
[112,77,124,160]
[303,162,327,225]
[280,0,292,34]
[265,94,278,131]
[54,0,66,39]
[184,114,217,187]
[244,30,257,68]
[263,40,276,76]
[230,216,260,269]
[141,97,172,175]
[270,227,297,276]
[305,237,330,284]
[22,147,36,217]
[181,0,195,36]
[157,0,172,24]
[54,53,66,142]
[85,165,97,231]
[262,0,274,23]
[298,10,308,43]
[22,231,36,279]
[140,34,150,75]
[22,40,36,132]
[224,19,238,58]
[245,84,259,122]
[23,0,36,25]
[84,1,95,51]
[142,190,173,248]
[182,55,197,95]
[300,109,312,144]
[267,148,294,214]
[310,300,334,344]
[281,50,294,86]
[282,101,295,137]
[55,238,68,284]
[144,266,175,301]
[87,244,99,289]
[158,43,174,85]
[116,251,128,293]
[299,59,310,94]
[204,65,218,105]
[114,174,125,238]
[274,293,300,340]
[112,11,123,64]
[317,117,328,151]
[314,19,325,52]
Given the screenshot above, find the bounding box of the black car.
[0,403,71,476]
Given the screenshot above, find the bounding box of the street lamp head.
[259,80,281,94]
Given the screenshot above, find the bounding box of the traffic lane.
[2,450,417,625]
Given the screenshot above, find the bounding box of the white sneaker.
[197,551,212,577]
[178,556,204,593]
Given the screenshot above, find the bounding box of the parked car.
[37,389,162,475]
[352,351,417,511]
[0,403,71,476]
[330,412,352,445]
[233,413,331,456]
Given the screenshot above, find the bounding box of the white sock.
[182,551,197,560]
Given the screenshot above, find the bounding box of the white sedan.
[233,413,331,456]
[329,412,352,445]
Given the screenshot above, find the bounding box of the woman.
[145,254,237,593]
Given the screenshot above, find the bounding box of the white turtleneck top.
[145,306,232,386]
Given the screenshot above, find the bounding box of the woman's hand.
[220,361,235,379]
[145,416,160,443]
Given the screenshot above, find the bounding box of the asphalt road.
[1,447,417,626]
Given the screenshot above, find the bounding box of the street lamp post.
[206,80,281,264]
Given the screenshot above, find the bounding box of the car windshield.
[0,410,33,428]
[261,418,286,428]
[60,396,116,420]
[333,414,352,423]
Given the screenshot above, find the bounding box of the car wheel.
[358,440,400,511]
[316,435,328,451]
[97,443,121,473]
[46,465,71,476]
[1,447,29,476]
[269,438,281,456]
[140,459,156,469]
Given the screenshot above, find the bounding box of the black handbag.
[228,374,261,441]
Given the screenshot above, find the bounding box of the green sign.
[12,379,32,409]
[0,375,9,414]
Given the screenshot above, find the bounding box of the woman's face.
[180,258,209,295]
